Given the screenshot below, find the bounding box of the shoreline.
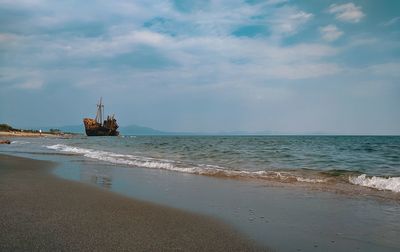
[0,131,74,138]
[4,137,400,202]
[45,141,400,202]
[51,153,400,251]
[2,148,400,251]
[0,154,264,251]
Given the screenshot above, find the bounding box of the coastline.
[0,131,72,138]
[0,154,263,251]
[1,136,400,251]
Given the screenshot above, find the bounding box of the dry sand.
[0,154,264,251]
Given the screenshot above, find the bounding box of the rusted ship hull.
[83,118,119,136]
[85,127,119,136]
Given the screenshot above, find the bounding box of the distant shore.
[0,131,73,138]
[0,123,76,138]
[0,154,263,251]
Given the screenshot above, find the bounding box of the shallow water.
[54,161,400,251]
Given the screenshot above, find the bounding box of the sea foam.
[11,140,30,144]
[46,144,176,170]
[46,144,329,184]
[349,174,400,193]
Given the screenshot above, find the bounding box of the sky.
[0,0,399,134]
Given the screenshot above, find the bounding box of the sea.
[5,135,400,192]
[1,135,400,251]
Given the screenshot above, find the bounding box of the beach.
[1,136,400,251]
[0,131,70,138]
[1,0,399,250]
[0,154,263,251]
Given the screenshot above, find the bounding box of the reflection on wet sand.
[90,175,112,189]
[80,166,113,189]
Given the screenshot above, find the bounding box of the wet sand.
[0,154,264,251]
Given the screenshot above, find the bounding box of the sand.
[0,131,71,138]
[0,154,264,251]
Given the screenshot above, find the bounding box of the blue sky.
[0,0,399,134]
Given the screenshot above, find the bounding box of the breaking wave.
[349,174,400,193]
[45,144,328,184]
[46,144,176,170]
[46,144,400,193]
[11,140,30,144]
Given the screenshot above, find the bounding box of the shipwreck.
[83,98,119,136]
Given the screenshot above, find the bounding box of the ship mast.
[95,97,104,125]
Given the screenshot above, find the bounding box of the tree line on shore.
[0,123,63,134]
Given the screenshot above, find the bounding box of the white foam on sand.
[349,174,400,193]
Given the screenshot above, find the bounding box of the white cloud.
[383,17,400,26]
[347,36,378,47]
[269,7,313,37]
[0,33,18,42]
[265,0,289,5]
[16,79,43,89]
[320,25,343,42]
[1,0,399,134]
[257,63,341,80]
[0,68,44,89]
[328,3,365,23]
[0,0,340,95]
[0,0,46,7]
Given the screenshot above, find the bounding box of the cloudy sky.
[0,0,399,134]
